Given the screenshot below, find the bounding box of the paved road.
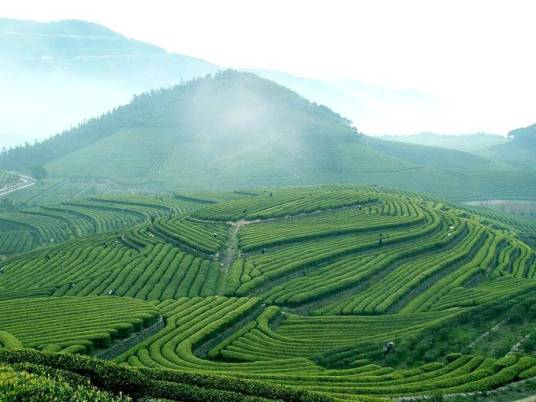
[0,173,37,197]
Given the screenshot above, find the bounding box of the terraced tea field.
[0,194,206,255]
[1,186,536,400]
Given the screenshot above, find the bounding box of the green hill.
[486,123,536,170]
[2,70,534,201]
[361,136,510,170]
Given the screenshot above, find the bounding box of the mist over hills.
[2,17,536,201]
[247,69,438,137]
[0,71,365,182]
[2,70,535,200]
[2,17,437,149]
[382,132,507,154]
[485,123,536,170]
[0,17,219,147]
[379,129,536,172]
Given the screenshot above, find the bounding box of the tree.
[30,165,48,180]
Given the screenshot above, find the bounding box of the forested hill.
[2,70,535,200]
[486,123,536,170]
[0,70,361,176]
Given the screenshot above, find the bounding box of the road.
[0,173,37,197]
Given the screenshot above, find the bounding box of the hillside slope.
[0,71,406,184]
[362,136,510,170]
[486,123,536,170]
[2,70,531,200]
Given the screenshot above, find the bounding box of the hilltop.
[0,71,364,181]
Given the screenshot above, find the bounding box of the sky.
[2,0,536,135]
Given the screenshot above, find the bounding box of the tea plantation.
[1,186,536,401]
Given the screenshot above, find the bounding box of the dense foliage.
[0,349,330,402]
[0,186,535,400]
[0,193,203,255]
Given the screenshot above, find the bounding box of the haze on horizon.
[2,0,536,136]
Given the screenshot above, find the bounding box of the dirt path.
[509,333,532,355]
[221,220,245,269]
[93,316,165,360]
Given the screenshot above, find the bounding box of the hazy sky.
[3,0,536,135]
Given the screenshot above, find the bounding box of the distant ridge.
[0,17,220,147]
[1,17,435,149]
[381,132,507,154]
[486,123,536,170]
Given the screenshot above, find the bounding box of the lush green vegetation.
[0,194,204,255]
[1,186,536,400]
[0,349,327,402]
[0,296,159,354]
[382,132,507,154]
[0,363,123,402]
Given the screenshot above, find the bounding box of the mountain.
[0,71,366,184]
[381,132,507,154]
[485,123,536,170]
[2,70,535,201]
[0,18,219,148]
[2,18,438,150]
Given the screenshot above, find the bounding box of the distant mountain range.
[0,17,219,148]
[1,17,434,148]
[2,71,535,201]
[384,129,536,172]
[382,132,507,154]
